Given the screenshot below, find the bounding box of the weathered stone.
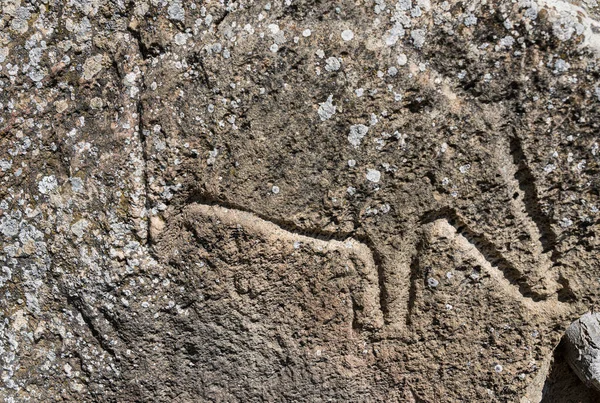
[1,0,600,401]
[565,312,600,392]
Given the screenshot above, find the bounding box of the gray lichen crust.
[2,0,600,401]
[565,312,600,392]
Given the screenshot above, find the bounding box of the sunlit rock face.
[1,0,600,401]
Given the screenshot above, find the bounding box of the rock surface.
[565,312,600,392]
[1,0,600,401]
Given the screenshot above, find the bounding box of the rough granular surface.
[1,0,600,402]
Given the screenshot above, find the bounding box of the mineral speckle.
[1,0,600,401]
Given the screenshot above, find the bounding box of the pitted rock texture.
[1,0,600,402]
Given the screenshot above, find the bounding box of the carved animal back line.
[184,202,385,330]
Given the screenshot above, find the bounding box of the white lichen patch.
[9,6,31,34]
[318,95,336,121]
[28,68,47,82]
[70,177,84,193]
[71,219,89,238]
[124,71,138,86]
[0,217,19,238]
[341,29,354,41]
[268,23,280,34]
[174,33,188,46]
[498,36,515,49]
[325,57,341,72]
[537,0,600,55]
[385,24,405,46]
[82,54,104,81]
[90,97,104,109]
[168,1,185,21]
[464,14,478,26]
[38,176,58,194]
[397,0,411,11]
[411,29,427,48]
[397,53,408,66]
[366,168,381,183]
[0,159,12,172]
[348,124,369,147]
[65,16,92,42]
[0,48,8,64]
[207,148,218,165]
[268,23,287,45]
[554,58,570,74]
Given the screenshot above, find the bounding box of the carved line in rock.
[403,131,569,325]
[64,292,118,360]
[400,206,569,331]
[184,192,397,327]
[56,34,151,362]
[174,131,567,332]
[508,136,558,257]
[184,200,568,337]
[419,216,567,315]
[420,207,549,301]
[504,134,578,300]
[106,32,149,243]
[405,134,567,325]
[184,202,386,330]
